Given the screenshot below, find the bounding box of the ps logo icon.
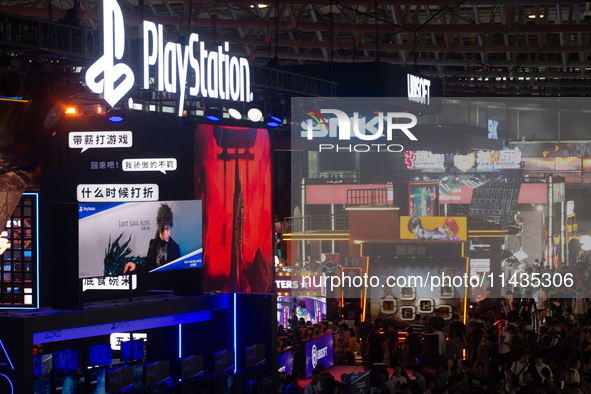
[86,0,135,107]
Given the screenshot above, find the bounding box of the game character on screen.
[124,203,181,273]
[443,217,462,240]
[407,216,448,240]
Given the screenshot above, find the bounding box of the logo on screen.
[85,0,134,107]
[311,345,317,368]
[311,344,327,369]
[302,109,418,142]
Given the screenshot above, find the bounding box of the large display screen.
[121,340,145,361]
[304,333,334,377]
[108,366,134,393]
[214,349,235,374]
[89,344,112,367]
[145,360,170,386]
[409,183,439,216]
[181,355,204,380]
[54,349,79,373]
[245,344,266,368]
[34,354,53,377]
[400,216,467,241]
[78,200,203,278]
[194,126,272,293]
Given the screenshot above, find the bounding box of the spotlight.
[248,107,263,122]
[205,107,221,122]
[107,107,125,123]
[65,106,77,115]
[227,107,242,120]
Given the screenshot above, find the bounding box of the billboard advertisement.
[400,216,467,241]
[409,183,439,217]
[194,125,272,293]
[78,200,202,278]
[304,333,334,377]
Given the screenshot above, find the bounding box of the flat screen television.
[245,344,266,368]
[89,344,112,367]
[61,375,75,394]
[181,355,204,380]
[214,349,234,374]
[108,366,133,393]
[78,200,203,278]
[54,349,79,373]
[145,360,170,386]
[121,340,144,361]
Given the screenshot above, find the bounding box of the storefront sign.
[475,149,522,170]
[76,184,159,202]
[363,242,465,258]
[86,0,251,115]
[82,275,137,292]
[407,74,431,105]
[404,151,445,170]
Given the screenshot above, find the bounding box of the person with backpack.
[508,353,531,384]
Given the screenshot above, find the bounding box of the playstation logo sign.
[85,0,134,107]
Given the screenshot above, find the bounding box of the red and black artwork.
[194,125,272,293]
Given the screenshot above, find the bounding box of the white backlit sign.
[404,150,445,170]
[567,200,575,217]
[122,158,177,174]
[77,184,159,202]
[83,275,137,292]
[407,74,431,105]
[487,119,499,139]
[86,0,251,116]
[69,131,132,153]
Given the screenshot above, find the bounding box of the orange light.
[97,106,102,114]
[65,107,76,115]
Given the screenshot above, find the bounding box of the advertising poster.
[553,183,565,203]
[409,183,439,216]
[400,216,467,241]
[304,333,334,377]
[78,200,202,278]
[195,125,272,293]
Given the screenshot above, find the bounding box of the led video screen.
[400,216,467,241]
[89,344,112,367]
[78,200,202,278]
[122,340,145,361]
[409,183,439,217]
[194,126,272,293]
[181,355,204,380]
[34,354,53,377]
[54,349,79,373]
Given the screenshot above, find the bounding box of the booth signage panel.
[306,185,393,205]
[33,310,212,344]
[437,183,547,205]
[278,350,293,375]
[305,333,334,377]
[364,242,465,258]
[400,216,467,241]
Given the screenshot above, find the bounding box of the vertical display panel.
[194,126,272,293]
[409,182,439,217]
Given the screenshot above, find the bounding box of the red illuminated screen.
[194,125,272,293]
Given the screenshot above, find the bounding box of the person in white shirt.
[304,370,323,394]
[509,353,530,383]
[533,355,552,380]
[391,366,407,389]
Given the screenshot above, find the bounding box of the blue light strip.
[0,339,14,370]
[0,374,14,394]
[233,292,237,374]
[178,324,182,359]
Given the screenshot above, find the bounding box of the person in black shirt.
[520,290,537,325]
[366,318,385,364]
[449,313,466,344]
[429,309,444,330]
[386,321,399,367]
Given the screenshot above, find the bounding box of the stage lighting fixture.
[65,106,77,115]
[205,107,221,122]
[107,107,125,123]
[228,107,242,120]
[247,107,263,122]
[266,115,281,128]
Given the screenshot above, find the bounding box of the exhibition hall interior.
[2,1,591,393]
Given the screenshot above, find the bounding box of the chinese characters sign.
[475,149,522,170]
[122,158,177,174]
[77,184,159,202]
[82,275,137,292]
[69,131,133,153]
[404,150,445,170]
